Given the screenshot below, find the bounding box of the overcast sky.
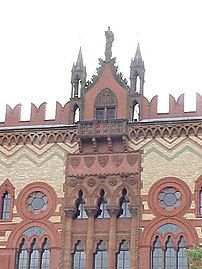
[0,0,201,120]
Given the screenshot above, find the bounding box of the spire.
[75,47,84,69]
[130,43,145,94]
[134,43,142,62]
[71,47,86,98]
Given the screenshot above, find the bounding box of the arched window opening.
[41,238,51,269]
[150,235,188,269]
[29,239,40,269]
[94,241,108,269]
[1,190,11,219]
[200,189,202,215]
[74,190,88,219]
[73,106,80,124]
[116,241,130,269]
[151,236,163,269]
[132,103,140,122]
[16,237,51,269]
[118,189,131,218]
[17,239,28,269]
[95,189,110,219]
[136,75,141,94]
[95,89,117,120]
[165,236,176,269]
[177,236,188,269]
[72,241,86,269]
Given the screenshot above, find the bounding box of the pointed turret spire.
[75,47,84,69]
[130,43,145,94]
[71,47,86,98]
[134,43,143,62]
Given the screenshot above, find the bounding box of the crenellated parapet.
[0,101,72,127]
[141,93,202,120]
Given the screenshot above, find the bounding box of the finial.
[105,26,114,62]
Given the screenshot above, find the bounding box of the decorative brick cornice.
[129,119,202,140]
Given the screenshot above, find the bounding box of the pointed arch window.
[73,105,80,124]
[17,239,28,269]
[41,238,51,269]
[150,235,188,269]
[74,190,88,219]
[118,189,131,218]
[16,237,51,269]
[72,241,86,269]
[116,241,130,269]
[132,102,140,122]
[95,190,110,219]
[95,89,117,120]
[1,190,11,219]
[94,241,108,269]
[151,236,163,269]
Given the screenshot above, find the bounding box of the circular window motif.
[27,192,48,214]
[158,187,181,211]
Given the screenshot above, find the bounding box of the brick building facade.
[0,28,201,269]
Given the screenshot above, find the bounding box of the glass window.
[72,241,86,269]
[94,241,108,269]
[117,241,130,269]
[95,190,110,219]
[27,192,48,214]
[151,236,163,269]
[16,237,51,269]
[165,236,176,269]
[29,239,40,269]
[1,191,11,219]
[118,189,131,218]
[158,187,181,212]
[41,238,51,269]
[107,107,115,119]
[96,108,105,120]
[151,235,188,269]
[17,239,28,269]
[75,191,88,219]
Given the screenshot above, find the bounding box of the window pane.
[151,237,163,269]
[165,237,176,269]
[96,108,105,120]
[1,191,11,219]
[107,107,115,119]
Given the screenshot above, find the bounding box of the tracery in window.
[95,88,117,120]
[151,235,188,269]
[118,189,131,218]
[16,237,51,269]
[116,241,130,269]
[94,241,108,269]
[27,192,48,214]
[95,189,110,219]
[158,187,181,212]
[74,190,88,219]
[1,190,11,219]
[72,241,86,269]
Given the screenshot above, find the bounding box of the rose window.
[27,192,48,214]
[158,187,181,211]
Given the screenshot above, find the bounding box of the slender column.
[107,206,119,269]
[129,205,140,269]
[86,207,97,269]
[62,208,75,269]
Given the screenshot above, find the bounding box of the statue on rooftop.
[105,26,114,62]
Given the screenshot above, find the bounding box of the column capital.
[107,206,120,217]
[86,206,98,217]
[65,207,76,218]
